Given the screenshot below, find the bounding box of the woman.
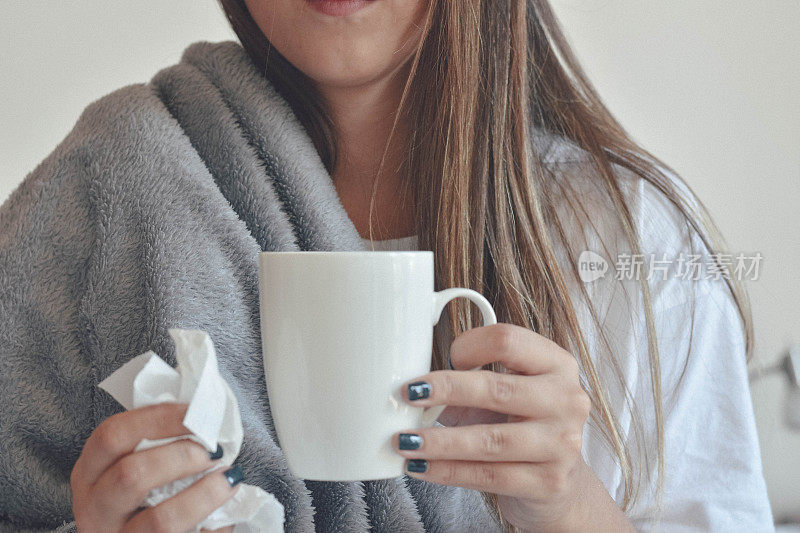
[0,0,773,531]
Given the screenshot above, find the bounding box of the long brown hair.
[219,0,752,529]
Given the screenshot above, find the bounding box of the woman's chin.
[305,0,379,19]
[245,0,425,92]
[292,54,410,93]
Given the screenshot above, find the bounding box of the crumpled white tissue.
[98,328,285,532]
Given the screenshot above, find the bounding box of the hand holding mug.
[394,323,593,531]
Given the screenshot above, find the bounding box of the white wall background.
[0,1,236,195]
[2,0,798,522]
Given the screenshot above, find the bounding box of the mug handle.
[419,288,498,427]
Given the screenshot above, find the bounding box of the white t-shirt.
[361,170,773,531]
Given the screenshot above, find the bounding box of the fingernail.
[407,381,431,401]
[223,465,244,487]
[398,433,423,450]
[448,355,455,370]
[209,444,223,460]
[406,459,428,473]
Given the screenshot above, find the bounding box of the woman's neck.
[316,68,416,241]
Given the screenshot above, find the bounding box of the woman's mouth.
[306,0,376,17]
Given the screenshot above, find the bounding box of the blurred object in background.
[751,344,800,430]
[782,345,800,430]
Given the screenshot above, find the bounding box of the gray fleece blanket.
[0,41,504,532]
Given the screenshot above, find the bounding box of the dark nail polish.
[224,465,244,487]
[398,433,423,450]
[209,444,223,460]
[406,459,428,473]
[408,381,431,401]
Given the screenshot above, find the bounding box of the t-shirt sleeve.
[634,275,773,531]
[624,177,773,531]
[555,163,774,531]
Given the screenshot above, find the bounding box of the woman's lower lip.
[306,0,375,17]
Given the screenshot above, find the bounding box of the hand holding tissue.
[97,328,285,532]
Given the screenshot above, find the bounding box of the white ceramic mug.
[258,251,496,481]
